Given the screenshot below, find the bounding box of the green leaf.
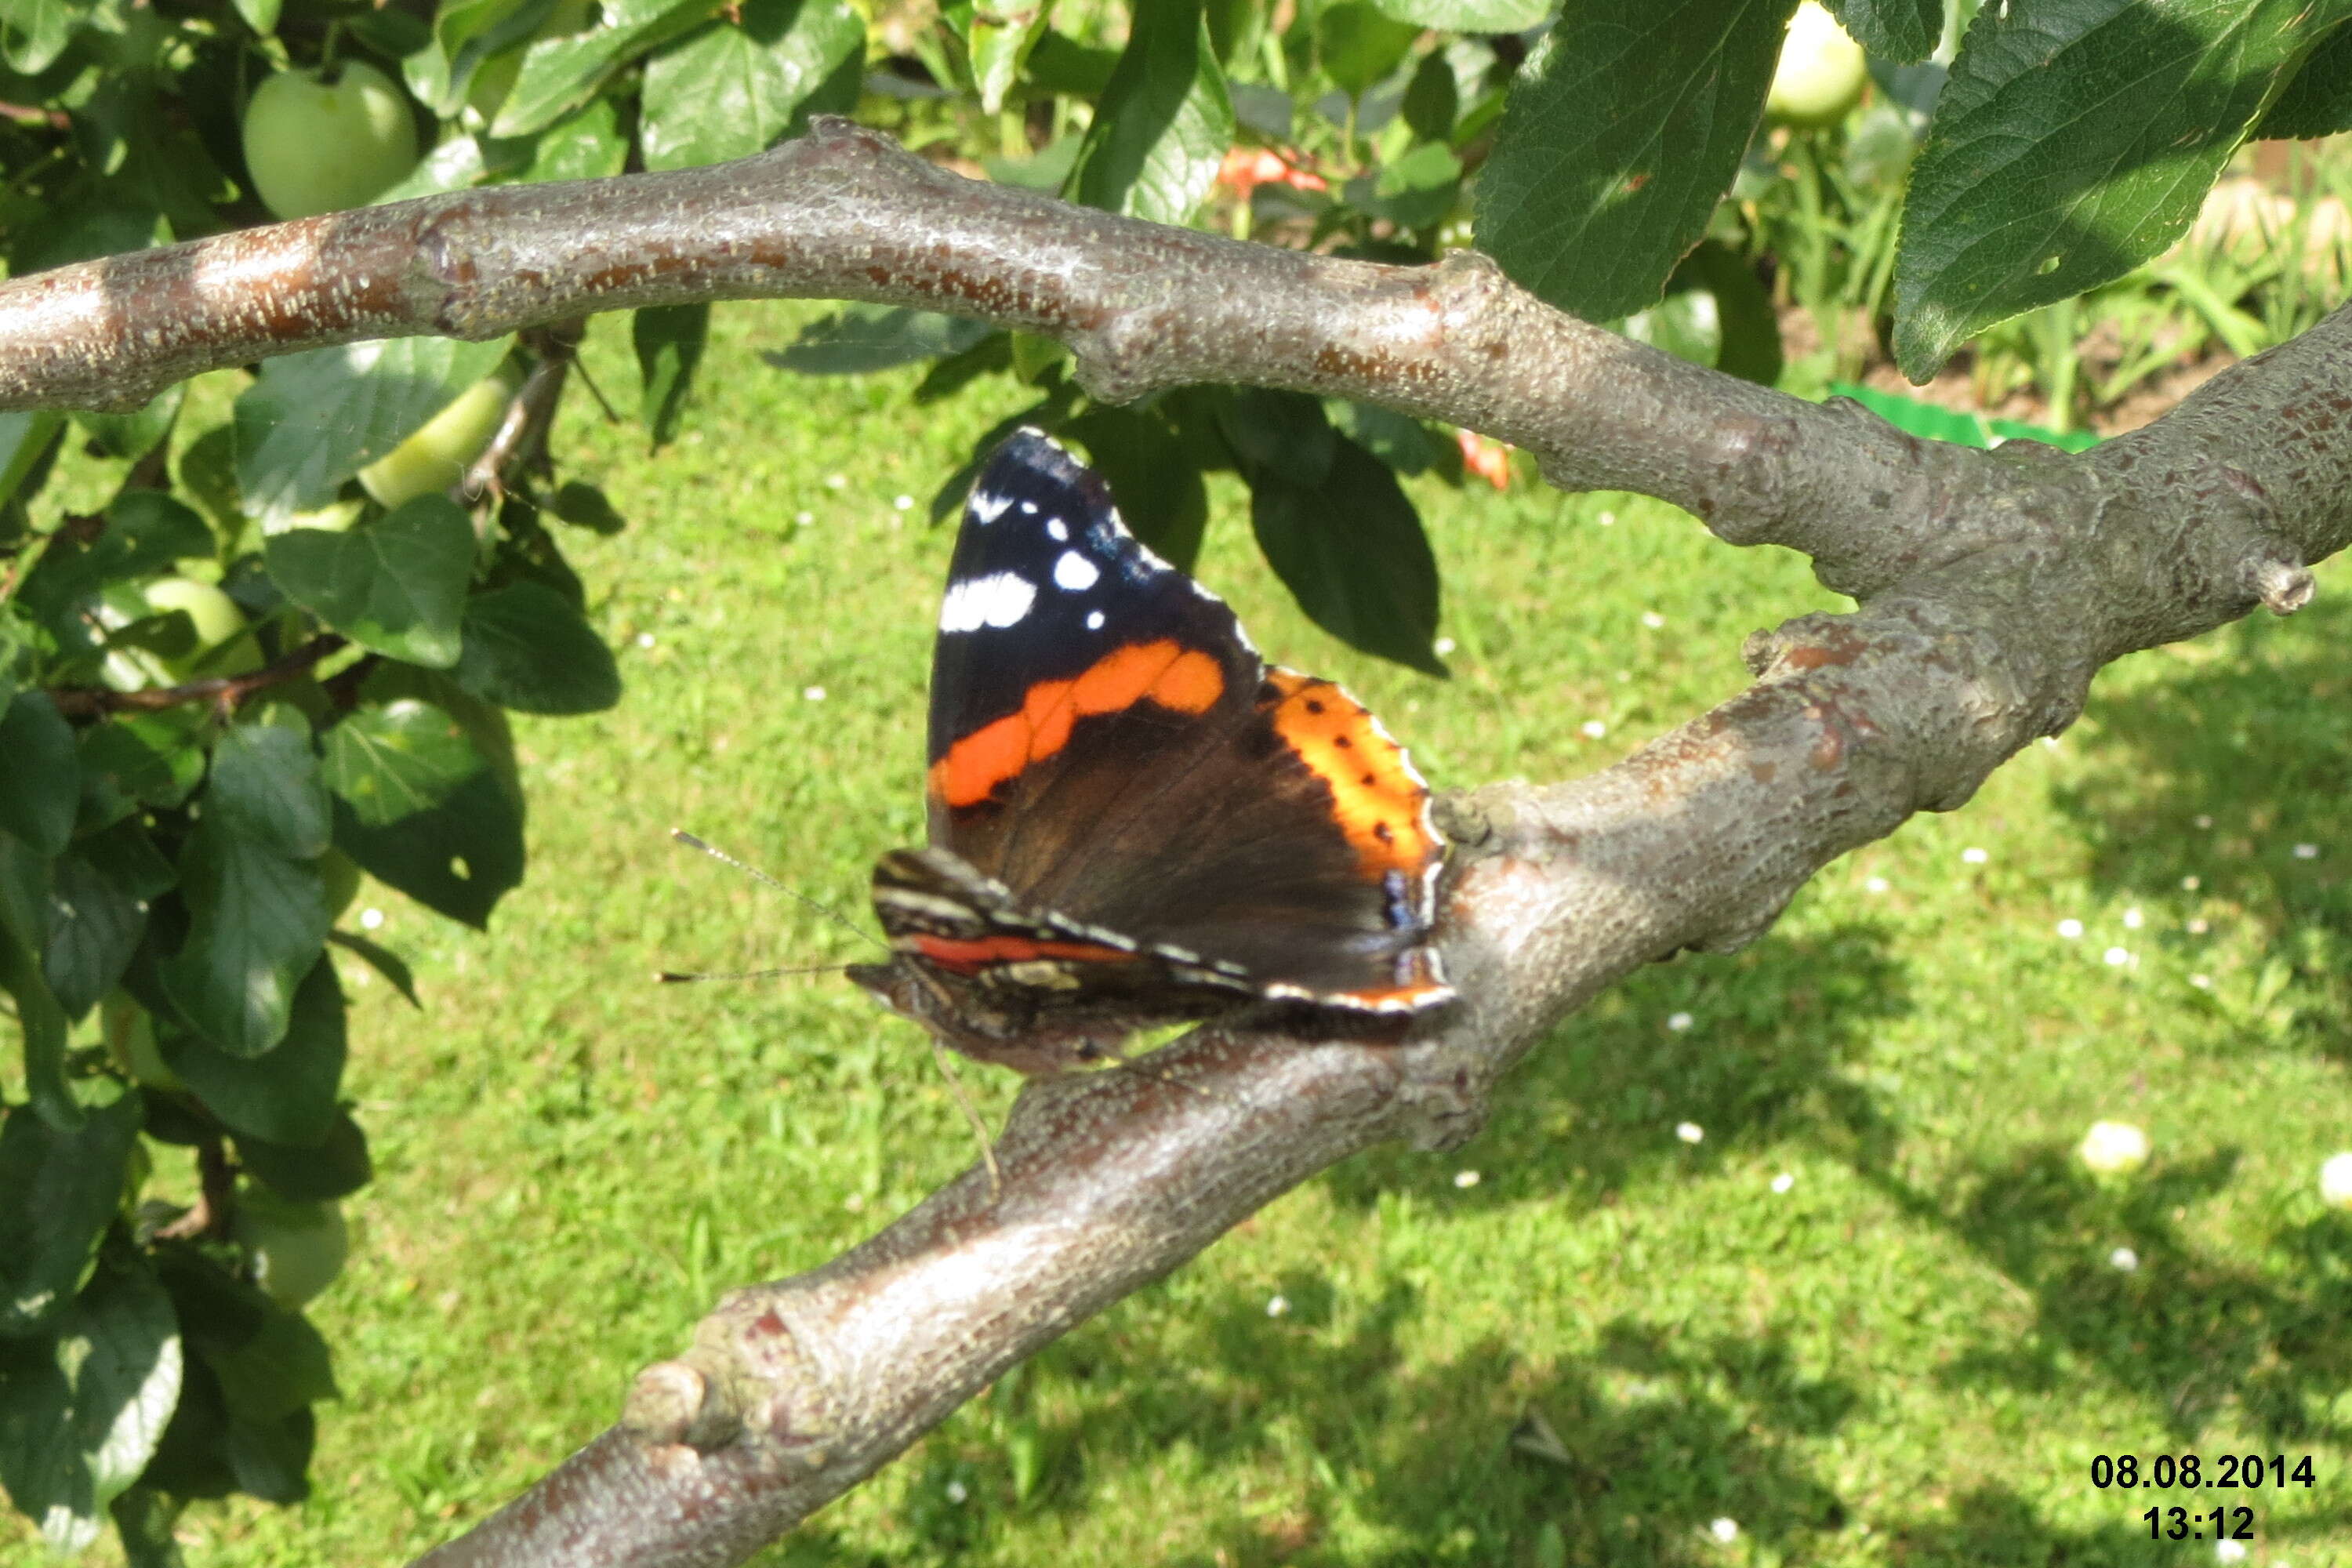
[641,0,864,169]
[232,336,516,520]
[769,305,996,375]
[1826,0,1939,62]
[0,1097,141,1335]
[1344,140,1463,230]
[1025,28,1120,94]
[209,723,331,862]
[0,0,81,73]
[77,710,207,818]
[1217,388,1337,487]
[0,909,78,1134]
[452,580,622,714]
[1478,0,1797,321]
[321,692,524,929]
[1246,436,1445,675]
[326,930,419,1007]
[1332,400,1458,479]
[2255,18,2352,136]
[149,1247,330,1503]
[633,303,709,449]
[1364,0,1551,29]
[158,820,328,1059]
[967,4,1048,113]
[1317,2,1419,96]
[234,1112,371,1203]
[1892,0,2352,379]
[1402,51,1458,141]
[492,0,724,137]
[0,411,63,510]
[1065,0,1236,225]
[1062,406,1210,572]
[0,690,77,856]
[408,0,561,115]
[512,96,630,183]
[232,0,281,34]
[263,498,475,668]
[0,827,52,964]
[42,822,172,1025]
[0,1257,181,1553]
[168,958,344,1147]
[72,384,184,464]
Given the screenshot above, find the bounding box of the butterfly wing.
[916,429,1448,1011]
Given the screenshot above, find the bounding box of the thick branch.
[2,117,1955,593]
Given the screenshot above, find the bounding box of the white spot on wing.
[938,571,1037,632]
[1019,500,1037,514]
[1086,609,1105,630]
[1047,518,1069,542]
[1053,550,1101,591]
[968,490,1013,525]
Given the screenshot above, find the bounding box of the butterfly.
[848,429,1451,1075]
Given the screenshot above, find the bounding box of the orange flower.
[1457,428,1512,489]
[1218,147,1328,200]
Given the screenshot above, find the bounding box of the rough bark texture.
[5,118,2347,1568]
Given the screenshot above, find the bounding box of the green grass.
[14,301,2352,1566]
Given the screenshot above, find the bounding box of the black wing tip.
[978,426,1114,514]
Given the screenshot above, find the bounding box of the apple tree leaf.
[0,1256,181,1555]
[263,498,474,668]
[1892,0,2352,379]
[1065,0,1235,225]
[639,0,863,170]
[1477,0,1797,321]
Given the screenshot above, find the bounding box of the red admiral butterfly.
[848,429,1452,1076]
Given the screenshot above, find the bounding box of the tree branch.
[45,633,347,718]
[6,113,2336,1568]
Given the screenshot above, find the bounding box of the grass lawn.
[15,300,2352,1566]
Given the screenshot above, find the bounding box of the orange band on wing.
[1265,670,1438,880]
[914,934,1142,973]
[929,638,1225,808]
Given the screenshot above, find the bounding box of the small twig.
[46,632,347,718]
[154,1134,236,1242]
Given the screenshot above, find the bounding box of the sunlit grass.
[16,299,2352,1566]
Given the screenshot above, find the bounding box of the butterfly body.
[848,429,1451,1074]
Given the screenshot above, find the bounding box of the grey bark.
[2,117,2345,1568]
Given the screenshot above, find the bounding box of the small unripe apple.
[241,60,420,220]
[100,575,260,690]
[357,365,522,510]
[234,1185,350,1308]
[1767,2,1867,129]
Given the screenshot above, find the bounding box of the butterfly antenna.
[931,1040,1004,1202]
[655,964,853,984]
[670,829,886,951]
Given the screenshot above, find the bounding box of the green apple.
[1766,2,1868,129]
[357,364,523,510]
[100,575,260,691]
[241,60,420,221]
[103,993,183,1091]
[234,1185,350,1308]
